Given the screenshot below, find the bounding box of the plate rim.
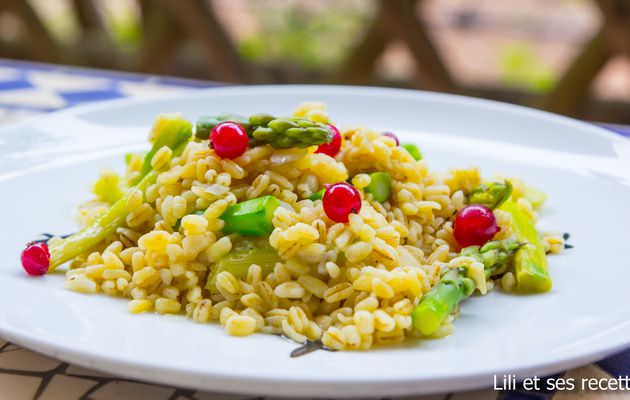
[0,84,627,146]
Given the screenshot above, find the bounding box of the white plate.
[1,86,630,398]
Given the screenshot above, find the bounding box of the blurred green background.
[1,0,629,122]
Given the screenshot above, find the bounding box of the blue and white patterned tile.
[0,59,215,121]
[0,65,24,81]
[26,70,113,93]
[0,87,66,110]
[117,79,199,97]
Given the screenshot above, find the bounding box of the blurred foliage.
[499,43,555,93]
[104,7,141,51]
[238,1,373,71]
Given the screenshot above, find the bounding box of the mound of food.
[20,102,564,351]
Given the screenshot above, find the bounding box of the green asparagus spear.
[500,200,551,292]
[195,113,333,149]
[469,181,513,210]
[523,185,547,209]
[468,180,550,291]
[412,269,476,336]
[132,114,193,185]
[221,195,280,236]
[195,113,249,140]
[308,189,325,201]
[48,116,193,271]
[175,196,281,235]
[49,172,157,270]
[402,143,422,160]
[462,238,522,279]
[250,117,333,149]
[412,239,521,336]
[248,113,275,126]
[125,152,146,165]
[206,242,282,292]
[92,171,126,204]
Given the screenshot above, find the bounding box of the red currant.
[315,124,342,157]
[382,131,399,146]
[21,242,50,276]
[210,122,249,159]
[323,183,362,223]
[453,204,500,247]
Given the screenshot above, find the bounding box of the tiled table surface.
[1,58,629,400]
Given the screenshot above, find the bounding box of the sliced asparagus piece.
[221,195,280,236]
[412,239,521,336]
[412,269,475,336]
[523,185,547,208]
[132,114,192,185]
[195,113,333,149]
[92,171,126,204]
[50,172,156,270]
[402,143,422,160]
[469,181,513,210]
[251,117,333,149]
[308,189,325,201]
[195,113,249,140]
[500,200,552,292]
[462,238,522,278]
[48,115,192,271]
[206,245,282,292]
